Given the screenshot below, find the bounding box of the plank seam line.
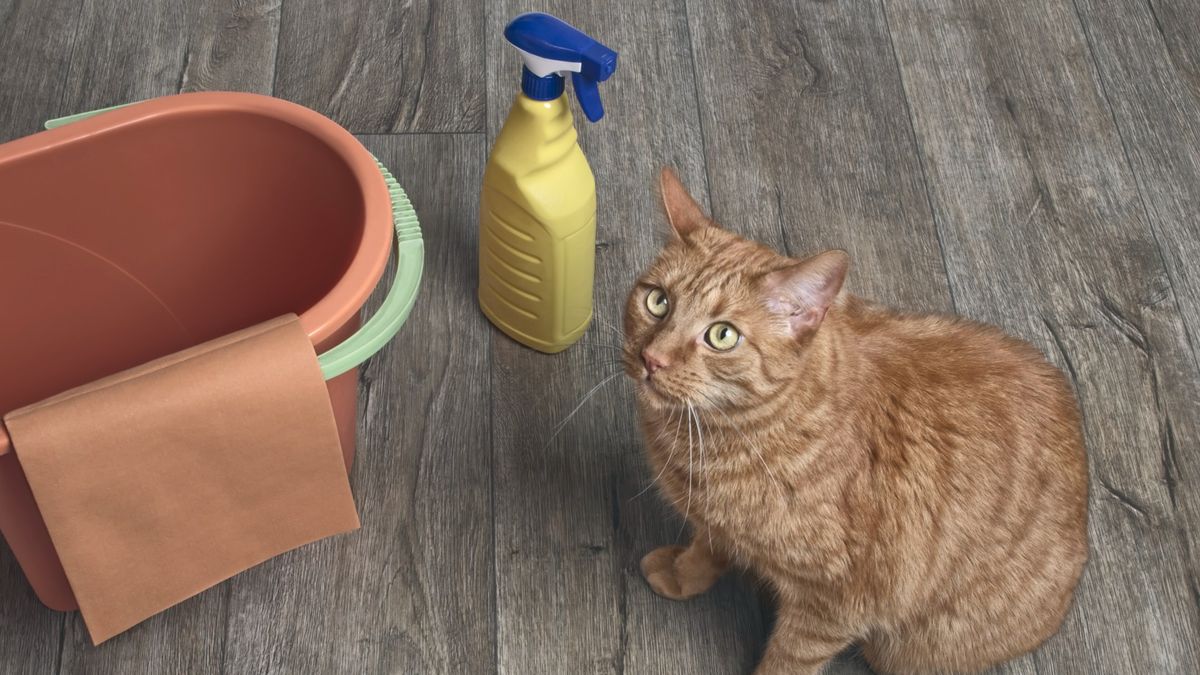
[269,0,286,97]
[218,583,232,675]
[876,0,962,314]
[481,134,499,675]
[53,614,66,675]
[396,2,435,132]
[54,1,89,120]
[681,0,720,227]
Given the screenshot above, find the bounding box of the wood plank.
[687,0,954,313]
[883,0,1200,671]
[0,547,62,675]
[180,0,281,94]
[274,0,485,133]
[217,133,494,674]
[1069,0,1200,366]
[57,601,227,674]
[687,1,961,671]
[59,0,280,114]
[0,0,82,142]
[57,0,185,111]
[1071,0,1200,594]
[485,2,765,673]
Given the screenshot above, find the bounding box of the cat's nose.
[642,349,668,376]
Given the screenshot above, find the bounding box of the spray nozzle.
[504,12,617,122]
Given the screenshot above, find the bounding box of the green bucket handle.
[318,159,423,379]
[45,105,424,380]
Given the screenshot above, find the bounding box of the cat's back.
[840,296,1081,442]
[838,295,1087,492]
[834,297,1088,669]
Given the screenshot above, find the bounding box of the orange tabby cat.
[625,168,1089,674]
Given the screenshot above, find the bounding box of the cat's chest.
[647,425,852,580]
[647,425,784,523]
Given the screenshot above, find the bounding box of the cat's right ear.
[762,250,850,338]
[659,167,708,239]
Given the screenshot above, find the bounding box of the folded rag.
[3,314,359,644]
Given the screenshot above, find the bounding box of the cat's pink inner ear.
[763,250,850,336]
[659,167,709,238]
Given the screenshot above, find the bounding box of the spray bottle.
[479,13,617,353]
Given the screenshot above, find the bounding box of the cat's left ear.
[659,167,709,238]
[761,250,849,337]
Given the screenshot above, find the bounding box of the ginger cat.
[624,169,1088,674]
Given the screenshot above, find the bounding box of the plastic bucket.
[0,93,422,611]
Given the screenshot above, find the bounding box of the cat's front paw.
[640,545,717,601]
[641,546,690,599]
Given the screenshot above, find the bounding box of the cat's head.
[622,168,849,411]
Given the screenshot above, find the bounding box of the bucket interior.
[0,109,367,414]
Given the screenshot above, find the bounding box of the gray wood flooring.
[1,0,1197,672]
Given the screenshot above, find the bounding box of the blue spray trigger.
[504,13,617,123]
[572,73,604,122]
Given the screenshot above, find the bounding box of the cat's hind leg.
[640,532,729,600]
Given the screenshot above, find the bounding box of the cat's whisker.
[630,405,686,502]
[677,402,696,543]
[546,371,623,445]
[593,314,624,334]
[729,419,785,496]
[570,356,625,369]
[575,341,625,353]
[593,317,627,345]
[579,360,628,372]
[650,405,681,444]
[692,402,707,491]
[692,404,715,555]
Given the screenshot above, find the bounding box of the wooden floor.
[2,0,1199,672]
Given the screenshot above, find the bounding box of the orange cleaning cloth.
[3,314,359,644]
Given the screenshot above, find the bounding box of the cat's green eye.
[705,322,741,351]
[645,287,669,318]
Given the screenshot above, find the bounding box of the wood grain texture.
[274,0,485,133]
[0,0,82,142]
[59,0,280,114]
[181,0,281,94]
[485,1,765,673]
[1071,0,1200,601]
[219,134,493,674]
[0,547,62,675]
[1069,0,1200,367]
[57,598,226,674]
[686,0,954,313]
[883,0,1200,672]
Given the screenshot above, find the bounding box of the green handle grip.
[44,103,139,129]
[317,158,423,379]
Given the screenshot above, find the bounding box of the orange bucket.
[0,93,401,611]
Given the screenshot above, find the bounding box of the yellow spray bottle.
[479,13,618,353]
